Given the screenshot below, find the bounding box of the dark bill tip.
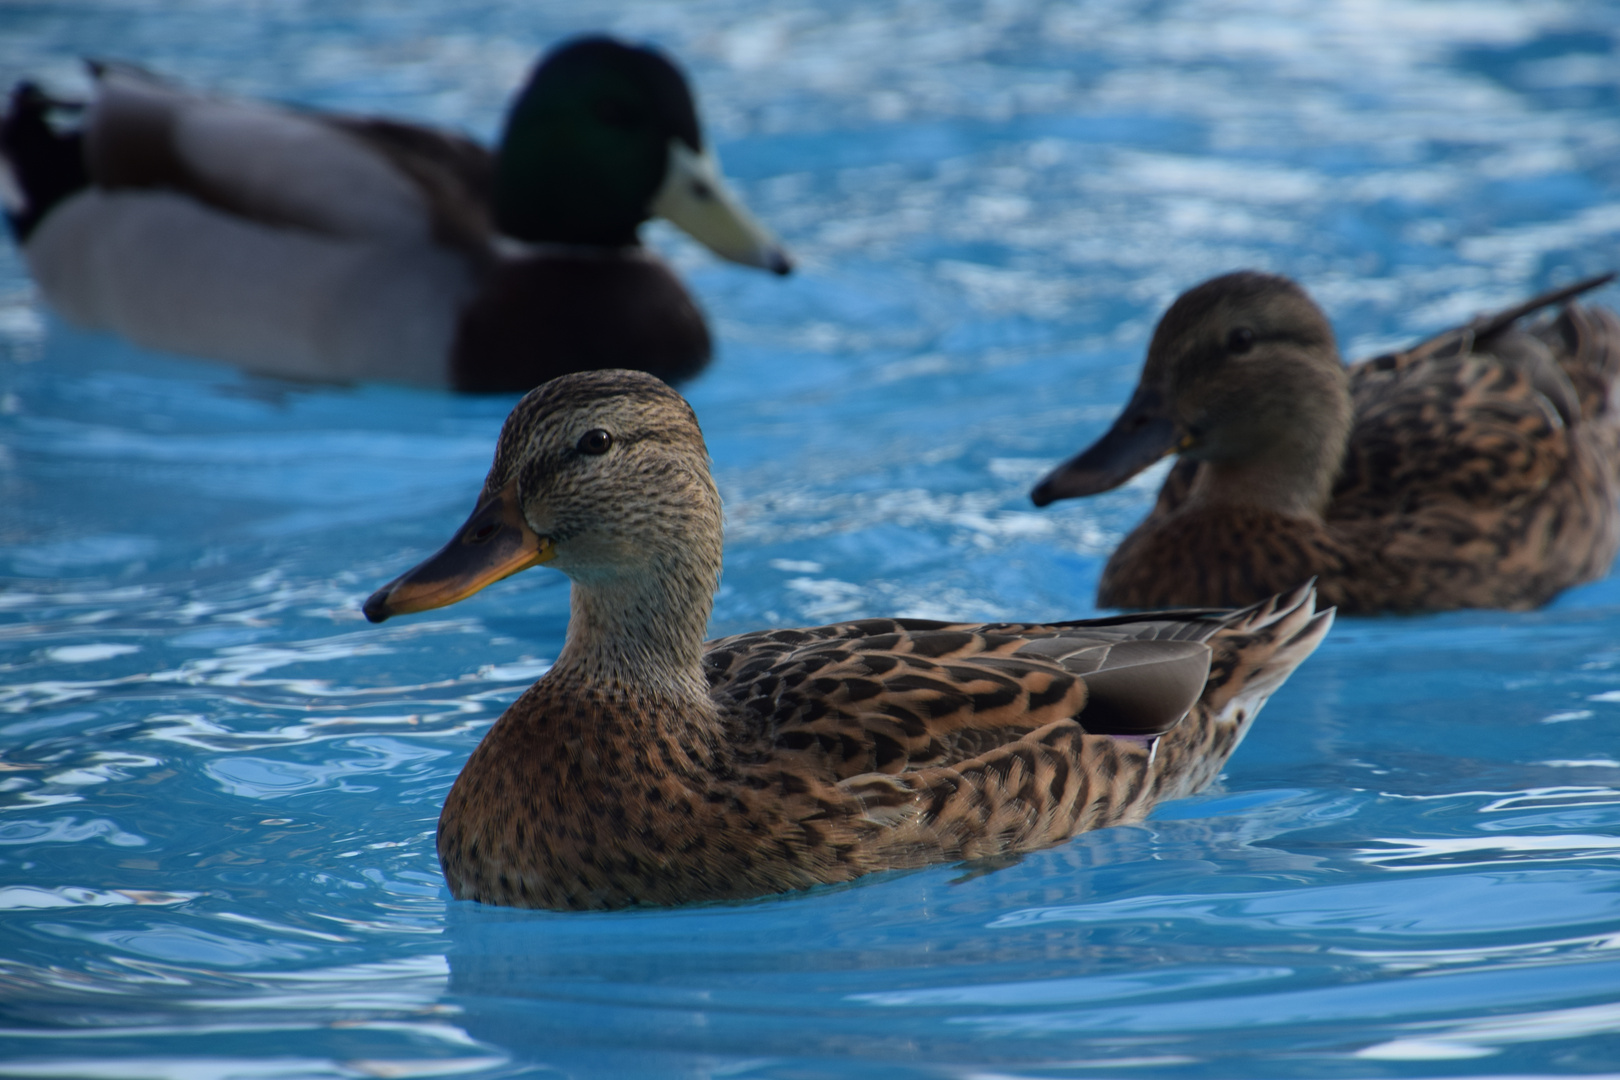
[363,589,395,624]
[769,249,794,276]
[1030,387,1178,507]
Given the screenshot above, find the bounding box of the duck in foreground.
[363,369,1332,910]
[0,37,791,392]
[1032,271,1620,614]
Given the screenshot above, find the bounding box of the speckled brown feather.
[407,370,1334,910]
[1074,273,1620,613]
[438,584,1329,909]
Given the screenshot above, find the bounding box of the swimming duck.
[1031,271,1620,613]
[0,37,792,392]
[362,369,1331,909]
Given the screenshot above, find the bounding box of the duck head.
[365,370,723,682]
[495,36,792,275]
[1032,271,1352,518]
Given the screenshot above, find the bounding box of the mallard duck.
[361,369,1332,910]
[0,37,791,392]
[1031,271,1620,613]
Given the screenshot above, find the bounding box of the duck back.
[86,65,445,244]
[1326,300,1620,610]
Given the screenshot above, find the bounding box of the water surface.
[4,1,1620,1076]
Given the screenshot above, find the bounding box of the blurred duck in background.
[0,36,792,392]
[1032,271,1620,614]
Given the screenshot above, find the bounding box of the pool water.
[5,1,1620,1077]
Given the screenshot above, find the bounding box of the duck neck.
[1185,364,1352,520]
[492,116,652,248]
[551,560,719,720]
[1186,419,1350,520]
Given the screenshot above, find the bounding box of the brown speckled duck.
[1032,271,1620,614]
[363,369,1331,910]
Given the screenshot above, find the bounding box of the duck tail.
[0,81,89,243]
[1454,271,1618,424]
[1534,293,1620,424]
[1202,581,1334,720]
[1472,272,1615,341]
[1143,583,1331,803]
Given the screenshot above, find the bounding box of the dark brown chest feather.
[436,680,864,910]
[452,254,711,393]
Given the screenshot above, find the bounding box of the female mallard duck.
[0,37,791,392]
[362,369,1331,909]
[1031,271,1620,613]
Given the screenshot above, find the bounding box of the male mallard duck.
[1031,271,1620,613]
[0,37,791,391]
[362,369,1331,909]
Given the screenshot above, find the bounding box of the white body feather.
[28,189,475,384]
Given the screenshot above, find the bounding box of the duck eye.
[576,429,613,455]
[690,179,715,202]
[1226,327,1256,354]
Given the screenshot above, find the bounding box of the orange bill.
[363,482,554,623]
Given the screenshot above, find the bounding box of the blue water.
[5,1,1620,1076]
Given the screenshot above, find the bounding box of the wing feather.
[86,63,467,246]
[705,615,1222,780]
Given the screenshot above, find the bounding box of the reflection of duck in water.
[0,37,791,391]
[1033,272,1620,613]
[364,369,1332,910]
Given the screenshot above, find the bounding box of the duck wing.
[704,609,1246,782]
[85,61,491,249]
[325,114,494,254]
[841,584,1333,861]
[1527,288,1620,426]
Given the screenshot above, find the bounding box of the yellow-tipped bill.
[650,139,793,275]
[364,483,554,623]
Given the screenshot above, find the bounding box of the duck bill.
[650,139,793,275]
[363,483,555,623]
[1031,387,1179,507]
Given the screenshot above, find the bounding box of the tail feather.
[1536,302,1620,423]
[1373,272,1618,380]
[1203,582,1332,720]
[0,82,89,242]
[1473,271,1615,341]
[1146,585,1331,803]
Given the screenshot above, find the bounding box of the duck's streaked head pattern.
[366,369,720,621]
[1034,271,1351,517]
